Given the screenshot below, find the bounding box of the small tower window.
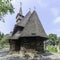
[31,33,36,35]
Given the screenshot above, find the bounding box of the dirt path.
[0,49,60,60]
[46,53,60,60]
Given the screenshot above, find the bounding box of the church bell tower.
[16,2,24,23]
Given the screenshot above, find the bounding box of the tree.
[0,32,4,40]
[0,0,14,21]
[48,34,57,46]
[57,37,60,45]
[0,32,4,49]
[0,34,9,48]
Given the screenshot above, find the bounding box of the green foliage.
[47,45,57,53]
[0,0,14,21]
[0,35,9,47]
[0,45,2,49]
[57,37,60,44]
[0,32,4,40]
[3,44,10,48]
[0,33,9,49]
[48,34,58,45]
[45,33,60,53]
[0,0,14,15]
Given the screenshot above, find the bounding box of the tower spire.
[16,2,24,22]
[19,2,22,15]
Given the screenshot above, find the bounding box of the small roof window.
[31,33,36,35]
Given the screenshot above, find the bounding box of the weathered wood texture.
[9,6,48,53]
[9,37,45,53]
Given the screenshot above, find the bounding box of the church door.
[15,40,20,51]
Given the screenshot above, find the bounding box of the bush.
[47,45,57,53]
[0,44,2,49]
[4,44,10,48]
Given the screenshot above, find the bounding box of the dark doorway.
[15,40,20,51]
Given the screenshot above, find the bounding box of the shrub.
[47,45,57,53]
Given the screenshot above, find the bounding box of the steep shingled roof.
[10,10,48,40]
[16,11,31,27]
[20,10,48,39]
[10,11,31,39]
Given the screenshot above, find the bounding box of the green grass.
[46,45,58,53]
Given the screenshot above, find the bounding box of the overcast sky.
[0,0,60,36]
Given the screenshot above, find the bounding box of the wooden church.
[9,3,48,53]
